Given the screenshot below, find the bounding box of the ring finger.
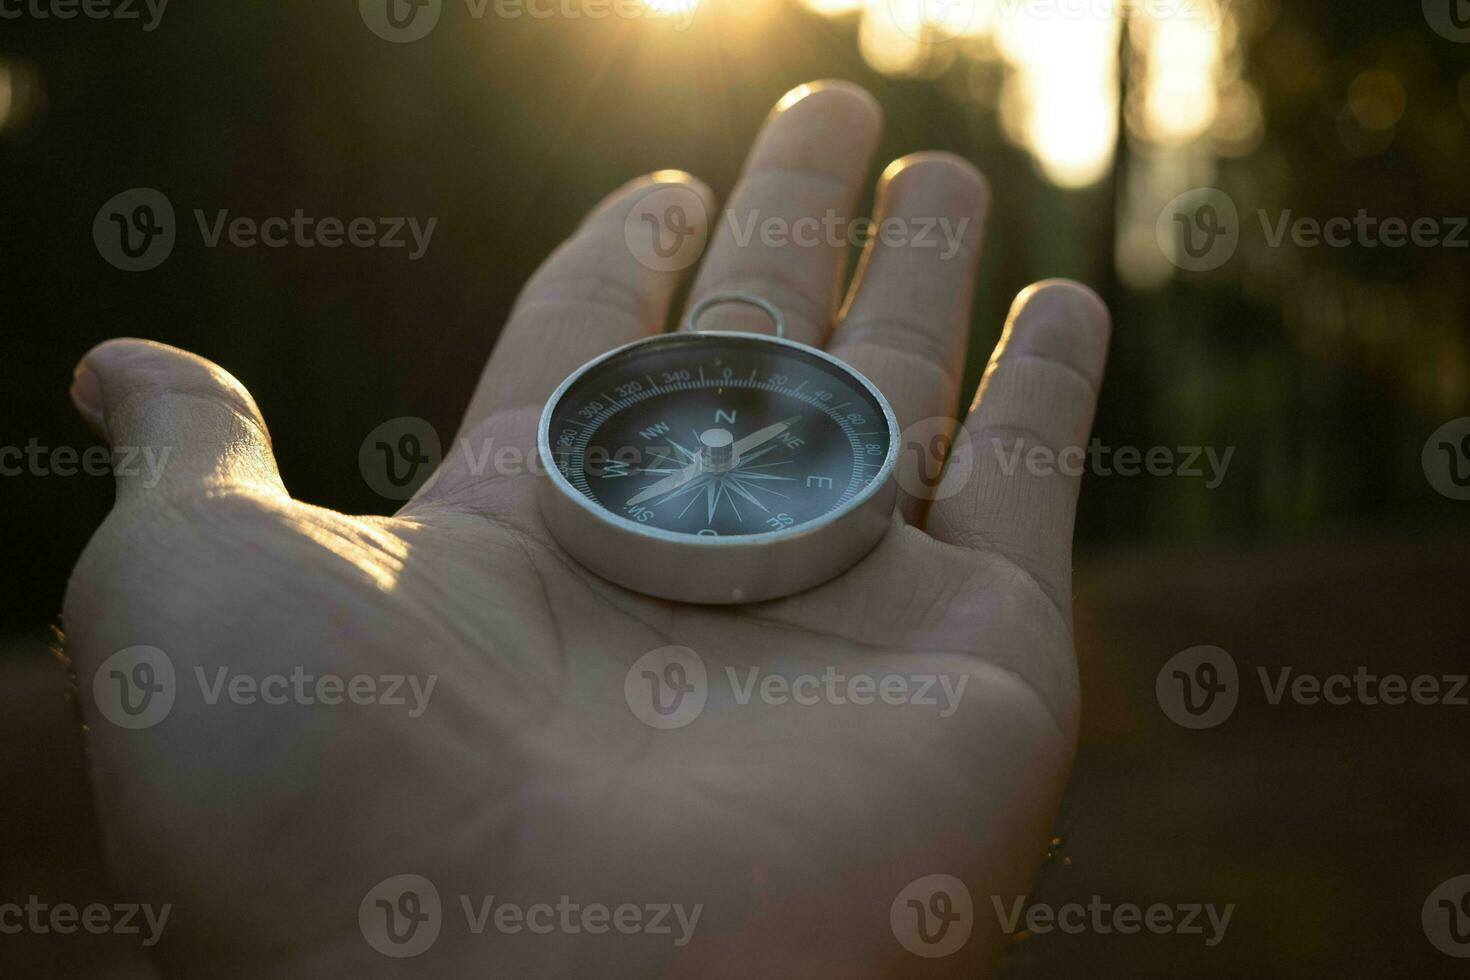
[828,152,991,523]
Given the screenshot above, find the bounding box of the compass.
[537,294,900,603]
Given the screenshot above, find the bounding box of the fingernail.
[70,364,105,432]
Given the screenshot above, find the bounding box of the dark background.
[2,0,1468,975]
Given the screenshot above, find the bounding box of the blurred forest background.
[2,0,1468,976]
[1,0,1466,628]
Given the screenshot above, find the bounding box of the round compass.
[537,295,899,603]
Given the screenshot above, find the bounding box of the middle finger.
[682,81,883,346]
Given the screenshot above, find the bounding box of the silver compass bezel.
[536,329,900,604]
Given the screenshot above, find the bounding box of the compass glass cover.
[545,333,893,538]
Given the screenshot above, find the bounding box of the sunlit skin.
[64,82,1109,976]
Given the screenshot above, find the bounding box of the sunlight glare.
[641,0,702,19]
[887,0,993,39]
[859,2,929,76]
[996,0,1121,187]
[799,0,865,15]
[1136,3,1223,146]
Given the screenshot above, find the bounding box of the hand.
[65,81,1109,978]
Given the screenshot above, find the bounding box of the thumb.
[70,338,286,502]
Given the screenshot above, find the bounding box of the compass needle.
[733,472,794,482]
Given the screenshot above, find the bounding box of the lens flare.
[642,0,701,18]
[996,0,1122,187]
[799,0,865,14]
[859,2,929,76]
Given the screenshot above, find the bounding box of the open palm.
[64,82,1109,978]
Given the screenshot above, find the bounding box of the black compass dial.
[544,332,894,537]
